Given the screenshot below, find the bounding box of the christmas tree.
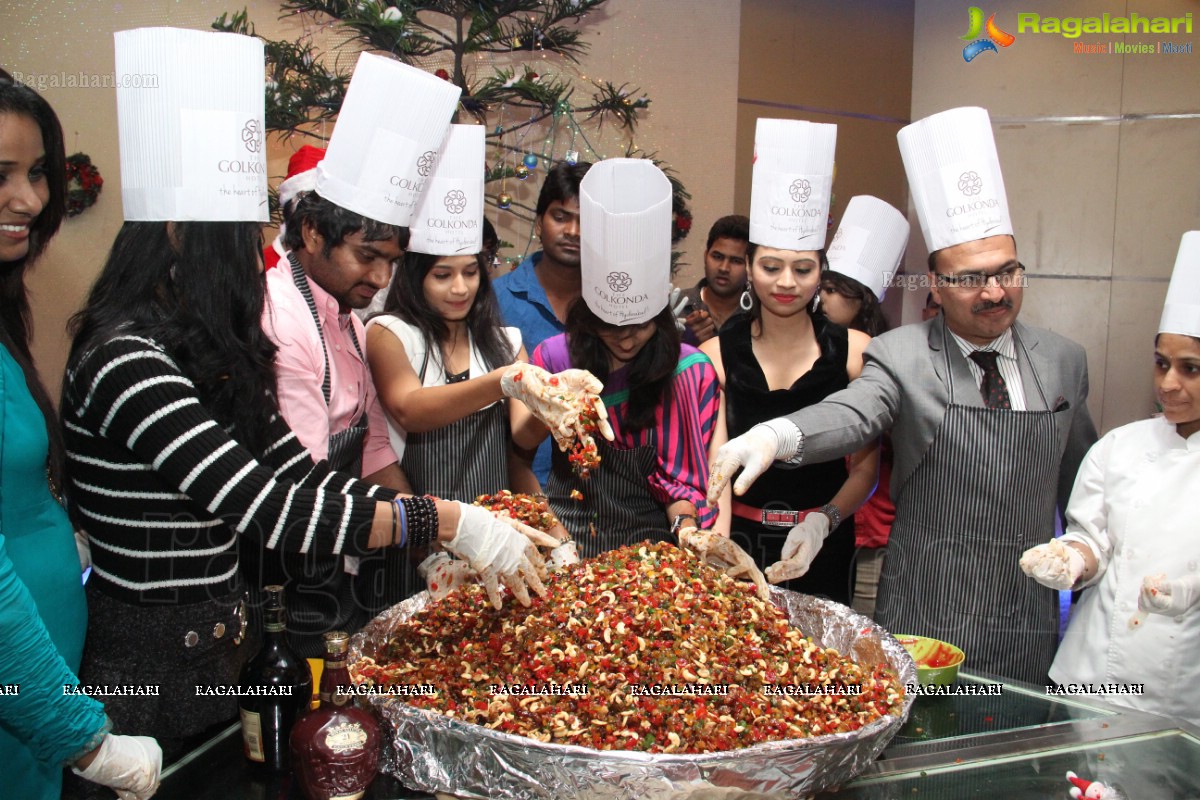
[214,0,692,268]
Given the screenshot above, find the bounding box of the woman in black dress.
[700,245,878,605]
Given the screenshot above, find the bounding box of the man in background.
[678,214,750,344]
[493,161,592,484]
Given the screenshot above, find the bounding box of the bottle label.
[324,722,368,754]
[328,793,365,800]
[239,708,265,762]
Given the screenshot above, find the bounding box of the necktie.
[968,350,1011,409]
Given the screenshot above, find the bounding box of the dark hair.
[705,215,749,251]
[1155,333,1200,346]
[282,191,408,256]
[565,301,680,431]
[0,76,68,490]
[743,246,829,322]
[68,221,280,455]
[380,250,517,372]
[821,271,891,337]
[535,161,592,218]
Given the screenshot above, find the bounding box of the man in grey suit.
[709,108,1098,684]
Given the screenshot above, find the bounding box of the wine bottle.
[290,631,381,800]
[238,585,313,771]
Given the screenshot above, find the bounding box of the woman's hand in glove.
[545,524,580,571]
[1139,573,1200,618]
[679,528,770,601]
[72,734,162,800]
[444,503,561,610]
[764,512,830,584]
[416,552,476,601]
[500,363,614,451]
[1019,539,1085,590]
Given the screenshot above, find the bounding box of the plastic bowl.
[895,634,965,686]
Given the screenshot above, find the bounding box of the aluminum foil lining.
[351,587,918,799]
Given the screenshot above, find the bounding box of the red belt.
[730,501,818,528]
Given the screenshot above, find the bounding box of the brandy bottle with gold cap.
[238,585,312,771]
[290,631,381,800]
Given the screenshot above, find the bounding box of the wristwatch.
[670,513,700,537]
[819,503,842,530]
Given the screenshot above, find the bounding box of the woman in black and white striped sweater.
[61,220,557,752]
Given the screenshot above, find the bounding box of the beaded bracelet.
[397,495,438,550]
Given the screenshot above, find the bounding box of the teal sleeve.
[0,532,108,765]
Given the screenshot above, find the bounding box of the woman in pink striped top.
[514,299,720,558]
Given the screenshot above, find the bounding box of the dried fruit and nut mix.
[352,542,904,754]
[567,397,602,479]
[473,491,560,534]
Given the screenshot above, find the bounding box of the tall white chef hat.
[317,53,461,227]
[114,27,267,222]
[749,118,837,251]
[826,196,910,301]
[579,159,673,326]
[898,106,1012,253]
[1159,231,1200,338]
[407,125,485,255]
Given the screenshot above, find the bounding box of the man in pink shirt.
[256,190,413,653]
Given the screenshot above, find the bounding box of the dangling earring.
[739,283,754,312]
[811,291,821,313]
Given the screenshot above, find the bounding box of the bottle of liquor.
[290,631,381,800]
[238,585,313,771]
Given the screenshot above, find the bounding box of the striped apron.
[386,349,511,604]
[549,438,668,559]
[873,327,1062,684]
[249,255,372,656]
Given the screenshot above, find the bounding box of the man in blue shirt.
[494,161,592,483]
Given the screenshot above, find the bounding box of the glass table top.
[822,729,1200,799]
[884,672,1117,755]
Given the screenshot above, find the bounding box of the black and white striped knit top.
[61,334,394,605]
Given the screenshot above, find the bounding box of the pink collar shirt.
[263,257,398,477]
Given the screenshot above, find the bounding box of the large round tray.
[351,587,918,799]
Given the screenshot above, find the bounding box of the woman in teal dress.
[0,74,159,800]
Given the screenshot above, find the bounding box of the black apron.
[549,437,667,560]
[387,344,512,604]
[246,254,372,657]
[874,323,1063,684]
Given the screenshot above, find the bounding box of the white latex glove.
[1019,539,1085,591]
[707,420,801,504]
[679,528,770,601]
[444,503,561,609]
[546,539,580,571]
[75,530,92,572]
[669,286,689,333]
[764,512,830,584]
[416,552,477,601]
[1139,572,1200,618]
[72,734,162,800]
[500,363,614,451]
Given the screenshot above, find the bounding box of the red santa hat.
[1066,770,1118,800]
[278,145,326,210]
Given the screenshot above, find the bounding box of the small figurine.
[1066,770,1124,800]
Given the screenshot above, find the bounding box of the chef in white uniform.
[1021,231,1200,726]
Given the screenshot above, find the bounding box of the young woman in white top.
[367,250,576,598]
